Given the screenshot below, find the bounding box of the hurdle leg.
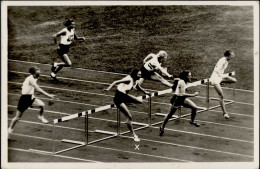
[84,114,89,145]
[117,108,120,135]
[148,95,152,126]
[178,106,181,119]
[206,79,210,111]
[52,123,56,155]
[233,83,236,99]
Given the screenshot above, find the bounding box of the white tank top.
[60,28,75,45]
[213,57,228,75]
[143,54,161,71]
[21,75,37,95]
[174,79,187,95]
[117,75,134,94]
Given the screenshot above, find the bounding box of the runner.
[210,50,237,119]
[51,19,85,81]
[138,50,173,88]
[159,70,205,136]
[104,69,150,142]
[8,67,55,139]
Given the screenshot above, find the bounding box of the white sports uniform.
[59,28,75,45]
[210,57,228,85]
[117,75,134,94]
[143,54,162,72]
[22,75,37,98]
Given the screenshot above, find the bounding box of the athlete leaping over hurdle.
[104,69,150,142]
[159,70,206,136]
[210,50,237,119]
[138,50,174,88]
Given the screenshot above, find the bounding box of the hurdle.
[51,104,117,155]
[154,72,236,122]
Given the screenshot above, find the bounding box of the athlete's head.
[29,67,40,78]
[158,50,168,58]
[178,70,191,83]
[64,19,75,29]
[157,50,168,63]
[130,69,141,81]
[224,50,235,61]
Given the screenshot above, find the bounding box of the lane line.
[181,118,253,130]
[7,109,253,144]
[118,135,253,158]
[8,59,254,93]
[8,70,254,106]
[9,70,111,85]
[8,147,102,163]
[8,133,190,162]
[209,109,254,117]
[8,59,127,76]
[8,84,254,118]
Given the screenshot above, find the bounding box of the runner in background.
[51,19,85,81]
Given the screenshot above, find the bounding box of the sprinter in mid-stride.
[159,70,205,136]
[51,19,85,81]
[8,67,55,139]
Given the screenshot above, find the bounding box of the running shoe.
[50,73,59,82]
[38,116,49,124]
[51,62,58,72]
[189,121,200,127]
[133,135,140,142]
[224,113,230,119]
[159,126,164,136]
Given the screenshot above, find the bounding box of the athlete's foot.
[51,62,58,72]
[189,121,200,127]
[159,126,164,136]
[8,128,13,140]
[223,113,230,119]
[38,116,49,124]
[133,135,140,142]
[50,73,59,82]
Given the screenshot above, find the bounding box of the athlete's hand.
[194,92,199,96]
[49,94,55,99]
[82,37,85,41]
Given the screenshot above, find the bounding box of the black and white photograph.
[1,1,259,169]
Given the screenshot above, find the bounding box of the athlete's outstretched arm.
[135,83,150,95]
[74,33,85,41]
[104,79,131,91]
[30,81,55,99]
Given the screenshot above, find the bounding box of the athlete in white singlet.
[8,67,55,139]
[51,19,85,81]
[138,50,173,88]
[210,50,237,119]
[104,69,150,142]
